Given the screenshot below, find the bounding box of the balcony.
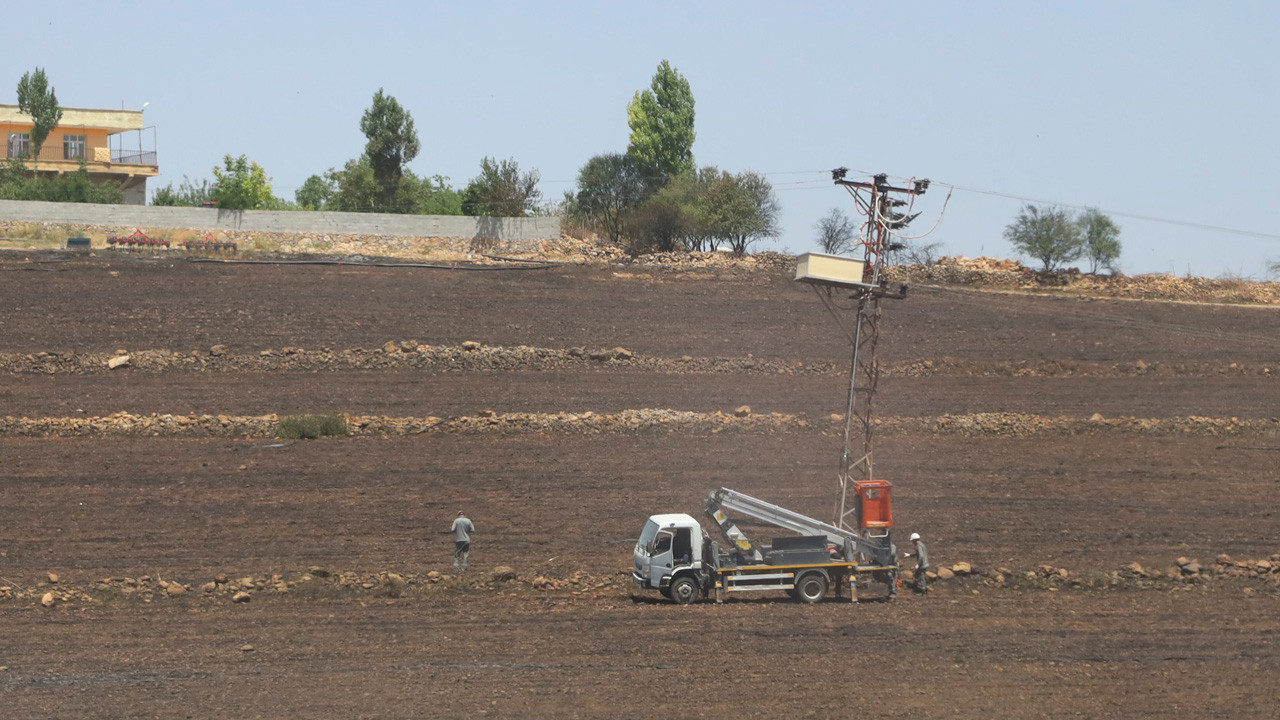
[5,127,157,176]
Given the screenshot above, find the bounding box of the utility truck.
[633,486,898,604]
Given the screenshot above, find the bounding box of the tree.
[16,67,63,172]
[0,158,122,203]
[1077,208,1122,274]
[152,175,212,206]
[461,157,542,217]
[210,154,275,210]
[626,60,696,188]
[572,153,645,244]
[295,174,333,210]
[360,89,420,211]
[703,170,780,254]
[815,207,856,255]
[1003,204,1084,272]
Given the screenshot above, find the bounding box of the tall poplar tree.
[16,67,63,172]
[626,60,696,189]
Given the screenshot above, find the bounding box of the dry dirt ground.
[2,250,1279,718]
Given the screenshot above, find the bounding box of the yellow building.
[1,104,158,204]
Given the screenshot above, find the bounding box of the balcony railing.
[4,142,157,167]
[111,149,157,166]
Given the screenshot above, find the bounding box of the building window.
[8,133,30,159]
[64,134,86,160]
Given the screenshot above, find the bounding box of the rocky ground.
[1,247,1278,718]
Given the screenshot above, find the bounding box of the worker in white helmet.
[903,532,929,594]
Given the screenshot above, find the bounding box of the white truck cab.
[633,513,706,603]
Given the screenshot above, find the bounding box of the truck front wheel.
[669,576,699,605]
[794,572,829,603]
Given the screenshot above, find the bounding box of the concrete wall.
[0,199,561,240]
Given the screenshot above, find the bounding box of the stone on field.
[734,405,752,418]
[232,591,252,603]
[384,573,407,597]
[951,562,972,575]
[461,341,482,351]
[41,592,55,607]
[47,572,59,584]
[108,354,131,369]
[936,567,955,580]
[491,566,517,582]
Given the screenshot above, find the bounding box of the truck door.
[649,530,674,586]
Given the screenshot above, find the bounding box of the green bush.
[277,414,349,440]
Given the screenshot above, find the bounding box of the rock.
[1126,562,1146,576]
[461,341,482,351]
[201,582,217,594]
[1180,562,1201,576]
[1216,553,1234,565]
[238,577,255,588]
[1256,560,1274,571]
[1089,413,1105,422]
[41,592,55,607]
[47,572,59,584]
[107,354,131,369]
[478,409,496,418]
[951,562,972,575]
[1176,556,1193,567]
[307,566,330,578]
[240,644,254,652]
[382,341,399,354]
[210,344,227,356]
[1037,564,1057,576]
[1056,568,1069,579]
[936,567,955,580]
[231,591,252,603]
[491,566,517,582]
[427,571,441,583]
[531,576,555,590]
[214,573,229,584]
[166,583,187,597]
[612,347,633,360]
[734,405,752,418]
[384,573,407,597]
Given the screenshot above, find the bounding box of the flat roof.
[0,105,145,131]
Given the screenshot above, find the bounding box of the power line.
[851,170,1280,243]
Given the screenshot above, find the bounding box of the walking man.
[903,532,929,594]
[448,511,475,573]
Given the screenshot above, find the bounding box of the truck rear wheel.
[669,576,699,605]
[794,572,828,603]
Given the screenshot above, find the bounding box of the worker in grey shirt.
[447,511,475,573]
[903,532,929,594]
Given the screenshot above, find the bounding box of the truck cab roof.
[647,513,700,528]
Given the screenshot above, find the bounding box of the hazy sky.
[10,1,1279,276]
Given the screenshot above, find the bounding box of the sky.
[9,1,1280,276]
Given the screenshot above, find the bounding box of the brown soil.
[2,250,1279,718]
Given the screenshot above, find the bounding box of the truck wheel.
[669,576,699,605]
[794,572,828,603]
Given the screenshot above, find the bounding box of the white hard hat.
[909,533,921,541]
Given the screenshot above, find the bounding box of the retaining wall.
[0,199,560,241]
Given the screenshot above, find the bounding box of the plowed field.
[2,250,1278,718]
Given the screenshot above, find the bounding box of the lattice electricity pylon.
[825,169,929,534]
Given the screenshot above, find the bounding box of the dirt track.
[2,251,1279,718]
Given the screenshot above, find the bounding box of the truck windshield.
[637,519,660,556]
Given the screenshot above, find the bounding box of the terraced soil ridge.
[9,554,1278,609]
[5,344,1277,378]
[4,410,1278,438]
